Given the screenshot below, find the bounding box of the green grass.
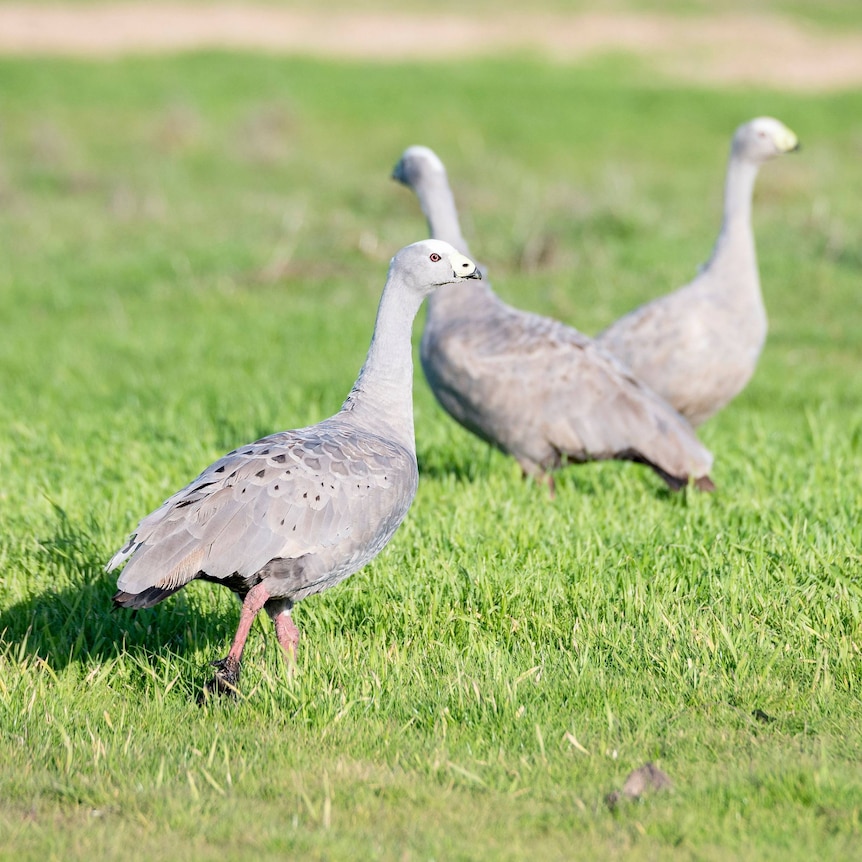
[1,51,861,860]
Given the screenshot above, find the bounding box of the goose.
[108,239,481,696]
[596,117,800,426]
[392,146,713,496]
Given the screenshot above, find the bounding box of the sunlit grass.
[0,51,860,859]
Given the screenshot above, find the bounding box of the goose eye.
[429,253,441,262]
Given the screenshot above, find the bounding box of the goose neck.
[341,279,422,447]
[708,154,760,271]
[414,172,472,255]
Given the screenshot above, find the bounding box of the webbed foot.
[199,655,241,701]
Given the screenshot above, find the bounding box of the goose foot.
[200,655,241,700]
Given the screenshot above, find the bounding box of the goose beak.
[448,251,481,280]
[778,126,800,153]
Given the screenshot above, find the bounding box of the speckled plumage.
[596,117,799,426]
[392,146,713,493]
[110,427,418,607]
[108,239,481,695]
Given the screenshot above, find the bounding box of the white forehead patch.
[747,116,798,151]
[749,117,785,136]
[403,145,446,173]
[416,238,458,256]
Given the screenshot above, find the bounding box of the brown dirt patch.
[0,4,861,91]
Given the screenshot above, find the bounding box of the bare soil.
[0,4,861,90]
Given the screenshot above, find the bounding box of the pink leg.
[519,461,556,500]
[695,475,716,492]
[529,470,556,499]
[273,611,300,670]
[203,581,271,698]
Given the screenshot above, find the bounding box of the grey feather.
[596,117,800,426]
[108,239,480,632]
[392,146,713,490]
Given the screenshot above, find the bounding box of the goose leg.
[694,475,716,492]
[518,458,556,499]
[528,469,556,499]
[265,599,300,671]
[204,581,271,698]
[273,610,300,668]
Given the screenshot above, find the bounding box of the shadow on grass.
[0,465,683,685]
[0,506,240,677]
[415,427,696,499]
[417,444,685,501]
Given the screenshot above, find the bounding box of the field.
[1,15,861,861]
